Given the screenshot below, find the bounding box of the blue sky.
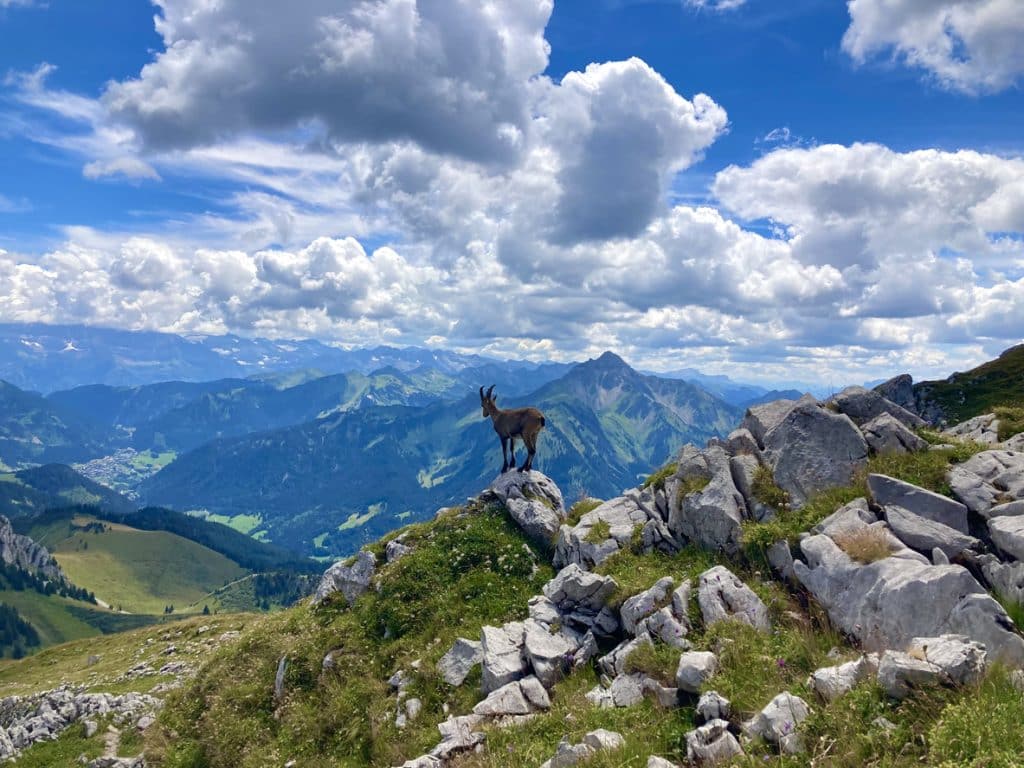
[0,0,1022,386]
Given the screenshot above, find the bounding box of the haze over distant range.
[0,0,1022,387]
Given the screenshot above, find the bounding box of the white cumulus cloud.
[843,0,1024,93]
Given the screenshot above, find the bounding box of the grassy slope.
[138,431,1024,768]
[27,514,248,614]
[916,343,1024,423]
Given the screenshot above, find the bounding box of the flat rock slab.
[884,505,980,558]
[862,412,929,455]
[868,474,969,533]
[829,386,925,429]
[437,638,482,687]
[989,515,1024,562]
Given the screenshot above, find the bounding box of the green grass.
[149,501,554,768]
[34,515,248,614]
[995,405,1024,441]
[0,589,100,648]
[206,513,263,535]
[595,547,720,609]
[0,613,257,696]
[584,519,612,544]
[752,464,790,513]
[641,462,677,491]
[566,497,603,526]
[14,722,104,768]
[131,450,179,471]
[916,344,1024,423]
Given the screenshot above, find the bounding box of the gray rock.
[405,697,422,722]
[944,413,1001,445]
[399,757,443,768]
[489,470,567,546]
[697,566,771,632]
[641,677,681,708]
[430,715,486,760]
[949,450,1024,514]
[598,636,652,678]
[621,577,674,636]
[647,757,679,768]
[873,374,918,415]
[385,538,413,563]
[584,729,626,751]
[762,399,869,507]
[1005,433,1024,451]
[675,651,718,693]
[523,620,578,688]
[480,622,528,694]
[877,651,944,699]
[829,386,925,429]
[685,719,744,766]
[884,505,980,557]
[669,446,747,554]
[553,495,648,570]
[794,533,1024,666]
[696,690,731,722]
[437,638,482,687]
[807,655,878,702]
[742,692,810,754]
[812,498,877,538]
[981,500,1024,521]
[730,453,776,522]
[273,656,287,704]
[908,634,986,687]
[472,676,550,716]
[0,515,66,583]
[83,719,98,738]
[540,730,625,768]
[868,474,969,533]
[979,554,1024,606]
[542,565,619,636]
[726,428,762,459]
[742,397,806,447]
[311,550,376,607]
[586,673,646,708]
[932,547,950,566]
[990,516,1024,561]
[767,539,796,583]
[637,606,691,649]
[862,412,930,455]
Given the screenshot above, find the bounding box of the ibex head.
[479,385,496,418]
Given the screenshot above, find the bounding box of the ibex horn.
[479,386,485,399]
[486,385,495,399]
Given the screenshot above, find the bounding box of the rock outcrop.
[0,515,65,583]
[488,471,567,547]
[311,550,377,607]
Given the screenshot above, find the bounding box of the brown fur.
[479,385,546,473]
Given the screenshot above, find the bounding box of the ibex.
[479,385,545,473]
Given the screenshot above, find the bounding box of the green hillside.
[25,513,248,614]
[914,343,1024,424]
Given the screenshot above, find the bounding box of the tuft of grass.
[583,519,612,545]
[743,482,867,558]
[596,547,719,609]
[623,641,680,687]
[995,405,1024,441]
[752,465,790,513]
[566,497,603,526]
[866,445,983,497]
[642,462,677,492]
[833,527,894,564]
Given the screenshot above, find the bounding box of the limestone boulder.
[829,386,926,429]
[944,413,1001,446]
[989,515,1024,562]
[742,692,810,755]
[862,413,929,455]
[523,619,578,688]
[553,495,648,570]
[949,450,1024,515]
[311,551,376,607]
[873,374,918,415]
[685,719,744,766]
[807,655,878,702]
[697,566,771,632]
[676,651,719,694]
[761,399,869,507]
[621,577,674,636]
[480,622,528,694]
[868,474,969,533]
[742,396,809,447]
[489,470,566,547]
[437,638,482,687]
[472,676,550,716]
[696,690,731,722]
[542,564,619,636]
[883,505,980,558]
[668,446,747,554]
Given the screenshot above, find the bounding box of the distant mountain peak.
[589,351,630,368]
